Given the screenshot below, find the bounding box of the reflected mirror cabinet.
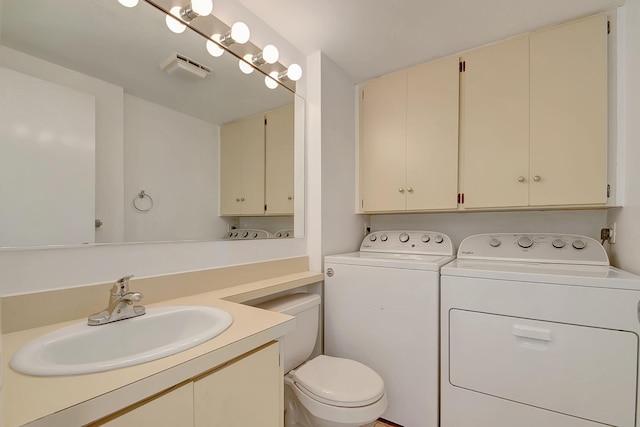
[0,0,303,248]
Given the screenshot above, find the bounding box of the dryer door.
[449,309,638,427]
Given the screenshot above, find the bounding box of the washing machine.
[441,233,640,427]
[324,230,455,427]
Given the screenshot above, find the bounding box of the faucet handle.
[113,275,135,296]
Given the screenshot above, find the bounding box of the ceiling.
[237,0,626,83]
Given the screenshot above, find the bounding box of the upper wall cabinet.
[359,56,460,213]
[459,14,608,209]
[529,13,608,206]
[459,35,531,209]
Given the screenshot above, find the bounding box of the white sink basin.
[10,306,233,376]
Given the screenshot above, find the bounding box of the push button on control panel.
[489,238,501,247]
[552,239,566,249]
[517,236,534,248]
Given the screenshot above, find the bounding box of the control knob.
[489,238,501,247]
[421,235,430,243]
[380,234,388,242]
[434,235,444,244]
[242,231,249,238]
[399,233,410,243]
[369,234,377,242]
[517,236,533,248]
[552,239,565,249]
[572,239,586,250]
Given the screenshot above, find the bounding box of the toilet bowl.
[256,294,387,427]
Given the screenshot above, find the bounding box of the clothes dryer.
[441,233,640,427]
[324,231,455,427]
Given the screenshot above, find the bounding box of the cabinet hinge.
[457,193,460,204]
[264,204,267,211]
[607,184,611,198]
[264,118,268,125]
[459,61,466,72]
[361,90,365,100]
[457,193,464,204]
[361,199,364,209]
[607,20,611,34]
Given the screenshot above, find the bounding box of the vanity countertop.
[1,269,323,427]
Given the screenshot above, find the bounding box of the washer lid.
[293,355,385,407]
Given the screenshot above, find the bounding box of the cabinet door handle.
[512,325,552,341]
[288,196,293,200]
[399,188,405,193]
[236,198,241,202]
[407,187,413,193]
[533,175,541,182]
[518,176,525,182]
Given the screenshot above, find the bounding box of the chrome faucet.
[88,275,146,326]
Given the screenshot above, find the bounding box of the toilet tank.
[255,293,320,372]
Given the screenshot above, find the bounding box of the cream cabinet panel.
[194,342,282,427]
[220,115,265,216]
[265,104,294,215]
[89,383,194,427]
[530,14,608,206]
[406,56,459,210]
[359,71,407,212]
[220,120,244,216]
[460,35,530,209]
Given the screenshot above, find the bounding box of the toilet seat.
[292,355,385,408]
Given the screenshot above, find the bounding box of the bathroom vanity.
[1,257,322,427]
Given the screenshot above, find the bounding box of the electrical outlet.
[601,228,611,241]
[610,222,617,244]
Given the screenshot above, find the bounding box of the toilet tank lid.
[255,293,320,315]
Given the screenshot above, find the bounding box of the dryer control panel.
[457,233,609,265]
[360,230,454,256]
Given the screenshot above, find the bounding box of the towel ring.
[133,190,153,212]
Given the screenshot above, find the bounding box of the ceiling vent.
[160,53,211,78]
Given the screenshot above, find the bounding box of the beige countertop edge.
[1,271,324,427]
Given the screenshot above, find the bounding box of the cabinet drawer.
[449,309,638,427]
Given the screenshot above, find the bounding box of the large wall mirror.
[0,0,304,248]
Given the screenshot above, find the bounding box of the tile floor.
[364,420,398,427]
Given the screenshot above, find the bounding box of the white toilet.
[257,293,387,427]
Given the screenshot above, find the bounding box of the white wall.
[123,95,231,242]
[609,0,640,273]
[320,54,366,258]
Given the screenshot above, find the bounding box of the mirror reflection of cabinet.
[265,104,295,215]
[220,116,266,216]
[220,105,294,217]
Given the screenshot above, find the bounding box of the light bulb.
[265,71,279,90]
[262,45,279,64]
[166,7,186,34]
[287,64,302,81]
[191,0,213,16]
[206,35,224,57]
[231,22,250,44]
[239,54,255,74]
[117,0,139,7]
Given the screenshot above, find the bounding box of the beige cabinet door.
[219,116,265,216]
[241,115,266,215]
[194,342,282,427]
[530,14,608,206]
[265,104,294,215]
[460,35,530,209]
[89,383,194,427]
[220,121,244,215]
[359,71,407,212]
[406,56,459,210]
